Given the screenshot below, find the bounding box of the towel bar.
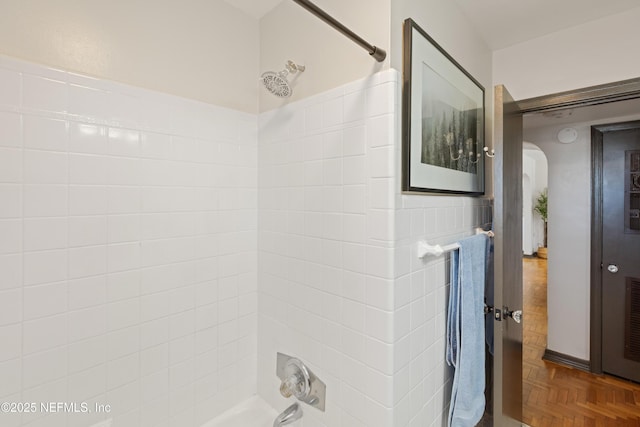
[417,230,494,258]
[417,241,460,258]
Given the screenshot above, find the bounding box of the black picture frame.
[402,18,485,195]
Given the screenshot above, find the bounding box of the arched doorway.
[522,143,548,256]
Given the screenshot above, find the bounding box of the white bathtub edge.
[199,395,280,427]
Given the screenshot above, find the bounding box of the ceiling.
[451,0,640,49]
[225,0,640,49]
[223,0,282,19]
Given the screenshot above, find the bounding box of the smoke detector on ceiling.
[557,127,578,144]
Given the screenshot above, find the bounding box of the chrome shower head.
[260,60,305,98]
[261,71,292,98]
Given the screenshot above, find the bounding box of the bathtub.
[200,396,280,427]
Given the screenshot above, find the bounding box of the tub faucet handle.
[279,379,293,398]
[279,372,305,398]
[278,359,310,400]
[276,352,326,412]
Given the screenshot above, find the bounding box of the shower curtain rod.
[291,0,387,62]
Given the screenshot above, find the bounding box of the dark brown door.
[493,85,524,424]
[601,122,640,383]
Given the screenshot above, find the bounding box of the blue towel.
[446,243,460,367]
[446,234,488,427]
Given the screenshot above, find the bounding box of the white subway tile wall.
[393,197,491,427]
[0,56,258,427]
[257,70,491,427]
[257,72,400,427]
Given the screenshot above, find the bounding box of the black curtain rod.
[291,0,387,62]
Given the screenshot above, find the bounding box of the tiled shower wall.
[392,195,492,427]
[257,70,492,427]
[0,56,258,427]
[257,71,398,427]
[0,56,492,427]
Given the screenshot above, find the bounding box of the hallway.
[523,257,640,426]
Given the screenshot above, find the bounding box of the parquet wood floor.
[523,257,640,426]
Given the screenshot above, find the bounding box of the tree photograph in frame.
[402,18,485,194]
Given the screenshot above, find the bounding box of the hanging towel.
[446,242,461,367]
[446,233,488,427]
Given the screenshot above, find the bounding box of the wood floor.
[523,257,640,426]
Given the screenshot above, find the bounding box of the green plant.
[534,189,548,247]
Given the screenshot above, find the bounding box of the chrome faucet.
[275,353,326,411]
[273,402,303,427]
[273,353,326,427]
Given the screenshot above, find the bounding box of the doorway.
[522,144,548,257]
[518,99,640,425]
[493,77,640,426]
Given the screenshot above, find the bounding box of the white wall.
[525,124,591,360]
[0,55,258,427]
[0,0,259,113]
[259,0,391,112]
[493,6,640,101]
[390,1,492,85]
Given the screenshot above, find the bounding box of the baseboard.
[542,349,590,372]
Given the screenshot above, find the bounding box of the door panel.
[493,85,524,425]
[601,125,640,383]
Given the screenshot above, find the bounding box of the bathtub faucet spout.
[273,402,303,427]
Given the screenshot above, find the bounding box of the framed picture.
[402,18,485,195]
